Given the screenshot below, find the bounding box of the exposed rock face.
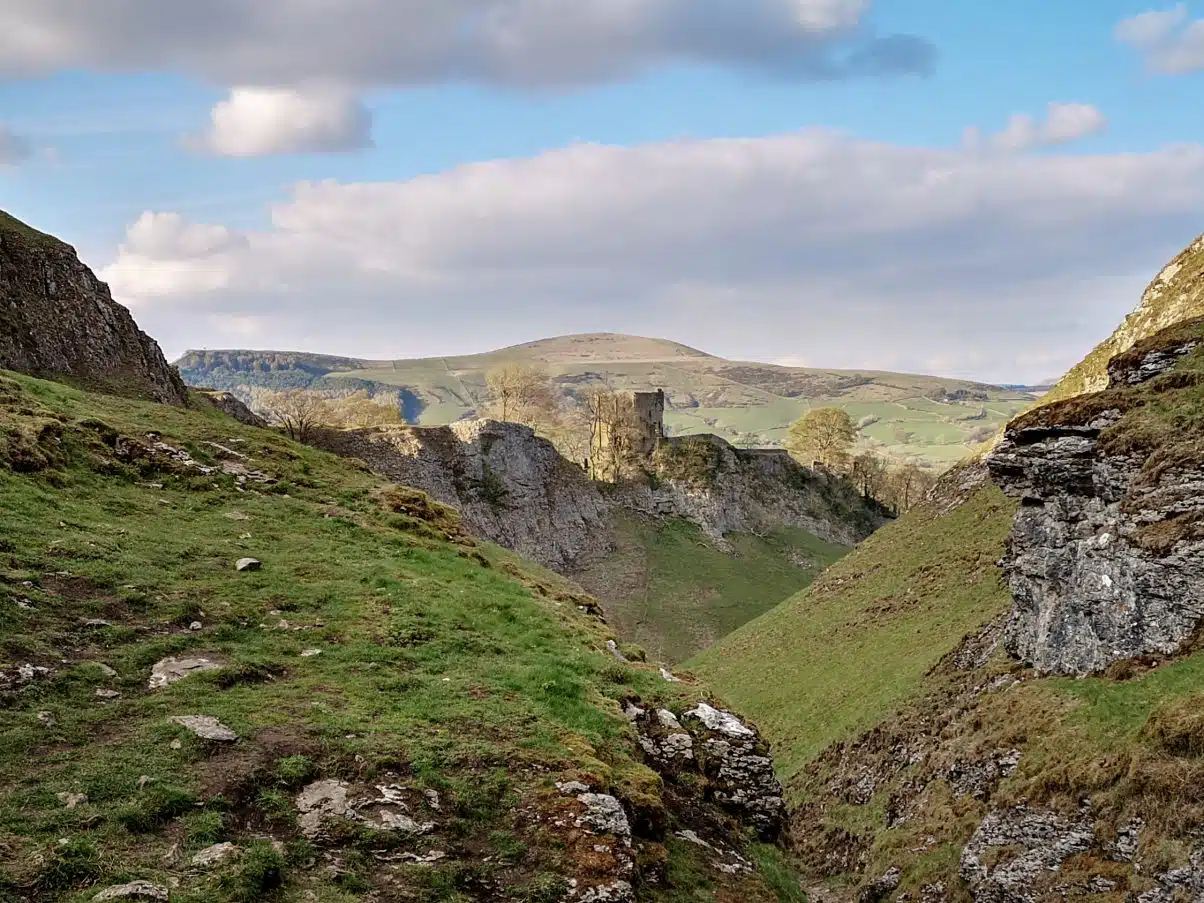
[620,434,885,546]
[986,326,1204,675]
[0,211,187,404]
[627,699,785,841]
[959,806,1095,903]
[313,420,611,571]
[313,422,884,572]
[197,389,268,426]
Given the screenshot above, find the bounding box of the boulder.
[92,882,170,902]
[148,656,223,689]
[170,715,238,742]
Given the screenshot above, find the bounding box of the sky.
[2,2,1204,384]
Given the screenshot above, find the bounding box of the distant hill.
[177,332,1034,468]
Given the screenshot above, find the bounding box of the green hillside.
[688,479,1015,787]
[177,335,1034,469]
[0,371,796,903]
[688,233,1204,900]
[574,516,849,666]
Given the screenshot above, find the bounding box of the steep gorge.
[695,231,1204,902]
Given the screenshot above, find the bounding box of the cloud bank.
[0,1,934,88]
[1116,5,1204,74]
[99,131,1204,383]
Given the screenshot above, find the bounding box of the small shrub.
[35,836,102,893]
[116,784,196,833]
[275,755,316,789]
[222,841,284,901]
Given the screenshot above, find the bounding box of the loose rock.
[169,715,238,742]
[191,842,240,868]
[148,656,223,690]
[92,882,170,902]
[235,557,261,572]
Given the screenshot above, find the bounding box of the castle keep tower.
[629,389,665,457]
[589,389,665,479]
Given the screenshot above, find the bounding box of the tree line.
[784,407,938,514]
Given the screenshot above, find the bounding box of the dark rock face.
[986,328,1204,676]
[197,390,268,427]
[0,212,187,404]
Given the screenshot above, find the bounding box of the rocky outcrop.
[313,420,612,571]
[986,323,1204,675]
[622,434,886,547]
[0,210,187,404]
[197,389,268,427]
[313,422,885,572]
[625,698,785,842]
[1042,234,1204,405]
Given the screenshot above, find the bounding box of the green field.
[177,334,1034,470]
[574,516,849,666]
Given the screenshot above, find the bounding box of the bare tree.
[484,363,555,424]
[851,451,888,500]
[582,386,641,482]
[261,390,330,442]
[322,390,403,429]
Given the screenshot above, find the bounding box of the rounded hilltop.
[493,332,717,364]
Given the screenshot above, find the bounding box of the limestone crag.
[621,434,885,547]
[197,389,268,427]
[0,211,187,404]
[314,422,885,573]
[986,325,1204,675]
[313,420,611,571]
[1044,234,1204,404]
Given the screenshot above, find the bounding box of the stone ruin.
[589,389,666,478]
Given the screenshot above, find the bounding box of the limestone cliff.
[987,322,1204,675]
[312,422,885,574]
[313,420,612,572]
[0,210,187,405]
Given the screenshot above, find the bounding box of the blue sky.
[2,1,1204,382]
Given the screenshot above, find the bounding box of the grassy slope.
[1042,233,1204,406]
[0,372,792,903]
[692,233,1204,798]
[574,516,848,666]
[688,486,1015,788]
[176,335,1032,468]
[793,327,1204,898]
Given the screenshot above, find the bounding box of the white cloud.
[97,130,1204,383]
[107,212,247,303]
[195,86,373,157]
[0,123,32,166]
[963,103,1107,153]
[1116,5,1204,74]
[0,1,933,88]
